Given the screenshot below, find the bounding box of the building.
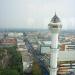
[21,51,33,73]
[0,37,16,46]
[17,38,33,73]
[8,32,23,38]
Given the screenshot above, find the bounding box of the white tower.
[48,13,62,75]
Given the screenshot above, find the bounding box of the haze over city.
[0,0,75,30]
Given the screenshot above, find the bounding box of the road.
[24,38,49,75]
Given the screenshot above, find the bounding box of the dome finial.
[55,12,56,16]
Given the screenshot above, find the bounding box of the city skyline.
[0,0,75,30]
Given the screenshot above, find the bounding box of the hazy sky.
[0,0,75,30]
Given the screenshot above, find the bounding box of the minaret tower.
[48,13,62,75]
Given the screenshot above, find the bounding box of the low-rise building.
[21,51,33,73]
[0,38,16,46]
[17,38,33,73]
[8,32,23,38]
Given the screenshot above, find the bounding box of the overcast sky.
[0,0,75,30]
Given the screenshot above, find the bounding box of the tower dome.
[48,13,62,33]
[51,13,61,23]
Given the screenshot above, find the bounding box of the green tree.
[0,46,23,75]
[0,69,20,75]
[7,46,23,75]
[0,49,7,68]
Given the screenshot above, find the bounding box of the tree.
[0,46,23,75]
[7,46,23,75]
[32,61,43,75]
[0,49,8,68]
[0,69,20,75]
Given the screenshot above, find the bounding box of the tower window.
[52,25,58,28]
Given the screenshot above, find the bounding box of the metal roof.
[51,13,61,23]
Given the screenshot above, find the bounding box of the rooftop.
[51,13,61,23]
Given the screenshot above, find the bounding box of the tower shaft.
[51,33,58,49]
[48,13,62,75]
[50,33,59,75]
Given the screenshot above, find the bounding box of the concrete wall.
[58,50,75,61]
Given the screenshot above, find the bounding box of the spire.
[55,12,56,16]
[51,13,61,23]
